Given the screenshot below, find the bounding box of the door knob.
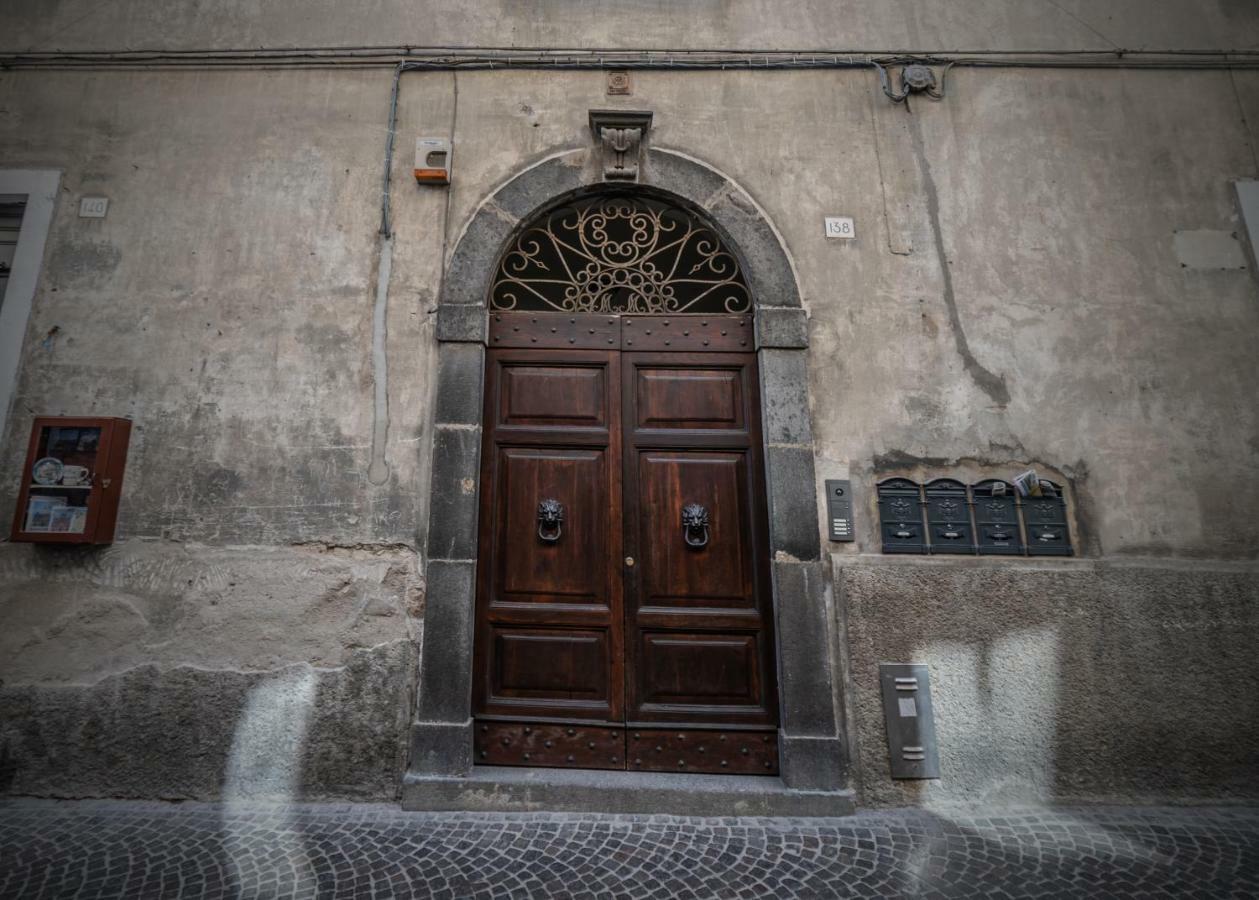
[624,556,635,567]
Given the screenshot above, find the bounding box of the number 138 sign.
[824,216,855,239]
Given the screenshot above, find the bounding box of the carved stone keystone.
[589,109,653,182]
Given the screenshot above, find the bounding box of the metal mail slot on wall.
[1022,479,1072,556]
[876,478,926,553]
[878,476,1073,556]
[972,479,1023,556]
[879,663,940,779]
[924,477,975,555]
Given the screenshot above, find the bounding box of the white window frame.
[0,169,60,443]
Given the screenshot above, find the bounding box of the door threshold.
[401,766,855,817]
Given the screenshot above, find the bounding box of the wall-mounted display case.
[10,416,132,544]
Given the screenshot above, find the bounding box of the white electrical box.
[415,138,452,185]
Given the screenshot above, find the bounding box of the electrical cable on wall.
[4,47,1259,71]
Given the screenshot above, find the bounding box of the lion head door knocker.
[681,503,710,550]
[537,499,564,543]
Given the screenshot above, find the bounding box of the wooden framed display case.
[10,417,132,544]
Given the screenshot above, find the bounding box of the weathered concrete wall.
[0,69,436,799]
[2,9,1259,806]
[3,1,1256,53]
[0,541,421,800]
[420,65,1259,560]
[820,68,1259,561]
[839,557,1259,807]
[9,65,1257,560]
[0,69,438,546]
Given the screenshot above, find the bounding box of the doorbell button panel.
[825,479,854,542]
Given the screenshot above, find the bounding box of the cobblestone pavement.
[1,800,1257,899]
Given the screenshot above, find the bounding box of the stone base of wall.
[0,642,415,801]
[0,541,421,801]
[838,556,1259,808]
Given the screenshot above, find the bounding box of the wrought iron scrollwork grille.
[490,196,752,315]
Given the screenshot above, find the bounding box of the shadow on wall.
[841,560,1259,808]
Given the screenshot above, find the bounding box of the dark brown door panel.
[635,451,755,610]
[476,721,624,770]
[474,348,624,726]
[498,362,609,430]
[490,627,612,705]
[633,366,746,432]
[493,447,610,607]
[636,631,765,708]
[621,349,778,731]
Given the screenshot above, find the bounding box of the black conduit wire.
[380,61,404,238]
[4,44,1259,58]
[379,60,432,238]
[344,45,1259,264]
[19,44,1243,273]
[5,47,1259,71]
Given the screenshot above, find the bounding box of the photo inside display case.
[22,425,101,534]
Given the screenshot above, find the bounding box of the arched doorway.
[472,194,778,773]
[407,148,849,813]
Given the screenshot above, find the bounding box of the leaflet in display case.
[10,417,132,544]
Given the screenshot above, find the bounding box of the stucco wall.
[0,69,436,800]
[0,541,421,800]
[2,6,1258,804]
[840,557,1259,808]
[414,65,1259,560]
[3,0,1256,53]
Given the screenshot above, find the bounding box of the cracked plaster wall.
[0,70,434,799]
[5,1,1257,54]
[0,541,421,800]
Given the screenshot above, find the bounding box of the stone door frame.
[404,147,851,813]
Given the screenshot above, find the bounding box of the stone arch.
[409,146,850,814]
[435,148,805,343]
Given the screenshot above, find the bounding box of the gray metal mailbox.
[924,478,975,555]
[1023,479,1072,556]
[972,478,1023,556]
[877,478,925,554]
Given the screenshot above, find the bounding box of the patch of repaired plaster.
[368,237,392,485]
[1172,229,1247,270]
[904,104,1011,407]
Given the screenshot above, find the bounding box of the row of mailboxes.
[877,477,1072,556]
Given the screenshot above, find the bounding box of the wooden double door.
[472,312,779,775]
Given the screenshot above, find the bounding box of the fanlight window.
[490,195,751,314]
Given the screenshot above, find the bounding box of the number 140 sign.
[824,216,856,239]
